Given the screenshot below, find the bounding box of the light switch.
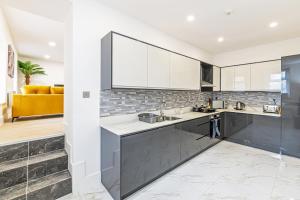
[82,91,90,98]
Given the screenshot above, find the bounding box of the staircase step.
[29,136,65,156]
[0,136,65,164]
[0,150,68,190]
[0,142,28,163]
[27,170,72,200]
[0,170,72,200]
[0,182,27,200]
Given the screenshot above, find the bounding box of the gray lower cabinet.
[101,116,221,200]
[177,117,212,161]
[224,112,281,153]
[121,125,180,197]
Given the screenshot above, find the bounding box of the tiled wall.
[100,89,212,117]
[100,90,281,117]
[213,92,281,108]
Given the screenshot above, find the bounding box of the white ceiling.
[1,0,70,22]
[98,0,300,54]
[1,0,71,62]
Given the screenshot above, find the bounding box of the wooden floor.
[0,116,64,146]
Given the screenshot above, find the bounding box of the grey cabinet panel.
[281,55,300,158]
[224,112,281,153]
[177,118,212,161]
[157,126,181,173]
[120,125,180,197]
[101,32,112,90]
[101,128,121,200]
[121,129,161,196]
[246,114,281,153]
[224,112,249,145]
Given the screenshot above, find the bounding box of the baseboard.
[64,121,102,196]
[70,160,101,195]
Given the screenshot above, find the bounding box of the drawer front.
[178,120,211,161]
[180,118,210,137]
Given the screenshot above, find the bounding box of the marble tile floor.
[59,141,300,200]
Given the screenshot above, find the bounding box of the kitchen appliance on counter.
[212,100,226,109]
[235,101,246,110]
[193,105,216,113]
[263,98,281,114]
[263,105,281,114]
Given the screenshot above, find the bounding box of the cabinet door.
[147,46,171,88]
[213,66,221,91]
[235,65,251,91]
[221,67,235,91]
[112,34,148,88]
[224,112,249,145]
[250,60,281,91]
[177,117,210,161]
[121,125,180,197]
[157,126,181,173]
[170,54,200,90]
[121,129,160,196]
[246,115,281,153]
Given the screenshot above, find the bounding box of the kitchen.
[99,31,300,200]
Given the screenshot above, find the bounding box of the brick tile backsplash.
[100,89,212,117]
[213,91,281,108]
[100,89,281,117]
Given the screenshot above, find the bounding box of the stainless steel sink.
[138,113,181,123]
[162,116,181,121]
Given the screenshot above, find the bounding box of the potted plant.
[18,60,46,85]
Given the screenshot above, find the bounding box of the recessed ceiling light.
[44,55,51,59]
[186,15,195,22]
[48,41,56,47]
[218,37,224,42]
[269,22,278,28]
[224,9,233,16]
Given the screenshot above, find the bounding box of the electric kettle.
[235,101,246,110]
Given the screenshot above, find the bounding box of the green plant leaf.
[17,60,47,77]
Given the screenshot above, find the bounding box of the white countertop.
[100,107,281,136]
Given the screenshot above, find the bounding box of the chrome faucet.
[160,99,166,117]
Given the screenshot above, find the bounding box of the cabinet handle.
[195,133,210,140]
[196,122,209,127]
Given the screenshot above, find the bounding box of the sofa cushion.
[50,87,64,94]
[21,85,51,94]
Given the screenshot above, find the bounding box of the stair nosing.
[0,182,27,200]
[28,170,71,193]
[0,149,67,172]
[0,170,71,200]
[29,149,67,164]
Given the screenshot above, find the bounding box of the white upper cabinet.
[147,46,171,88]
[250,60,281,91]
[221,67,235,91]
[213,66,221,91]
[234,65,251,91]
[112,34,148,88]
[170,54,200,90]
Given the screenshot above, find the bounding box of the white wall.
[213,37,300,67]
[65,0,213,195]
[0,7,18,103]
[0,7,17,125]
[18,56,64,90]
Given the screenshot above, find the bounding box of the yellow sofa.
[12,85,64,121]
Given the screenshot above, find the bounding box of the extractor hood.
[201,62,214,88]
